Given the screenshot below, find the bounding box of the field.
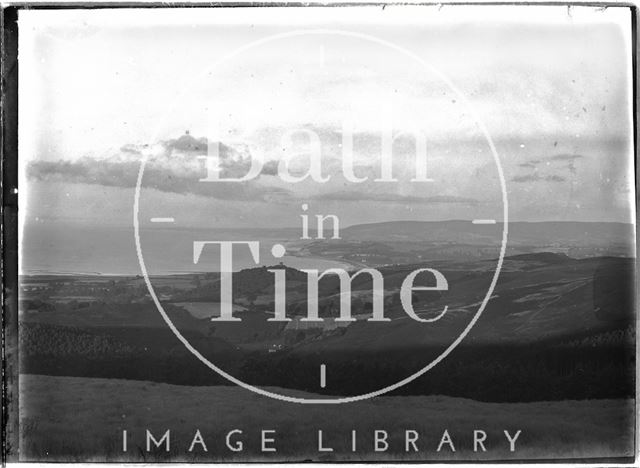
[17,374,634,462]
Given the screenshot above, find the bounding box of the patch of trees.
[19,322,239,387]
[238,341,635,402]
[20,322,135,357]
[19,321,635,403]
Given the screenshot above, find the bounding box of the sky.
[18,6,635,231]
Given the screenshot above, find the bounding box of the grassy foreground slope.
[18,374,633,462]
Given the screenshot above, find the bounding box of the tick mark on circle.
[320,364,326,388]
[472,219,496,225]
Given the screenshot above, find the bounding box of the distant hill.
[341,220,634,248]
[504,252,572,264]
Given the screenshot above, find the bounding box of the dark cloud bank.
[28,132,482,205]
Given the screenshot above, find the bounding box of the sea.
[20,223,347,276]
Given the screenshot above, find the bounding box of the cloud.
[313,190,479,204]
[511,173,566,183]
[120,144,142,154]
[522,153,585,167]
[545,174,567,182]
[27,134,292,202]
[260,160,279,176]
[547,153,584,162]
[162,133,209,154]
[28,158,141,187]
[512,153,584,182]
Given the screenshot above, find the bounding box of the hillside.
[341,220,634,245]
[18,253,635,401]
